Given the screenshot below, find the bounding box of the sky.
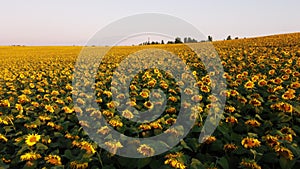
[0,0,300,46]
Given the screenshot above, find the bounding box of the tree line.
[138,35,239,46]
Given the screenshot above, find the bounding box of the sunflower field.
[1,33,300,169]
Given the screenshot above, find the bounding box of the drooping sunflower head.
[137,144,155,157]
[241,137,261,149]
[45,155,62,165]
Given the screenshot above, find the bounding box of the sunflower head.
[25,134,41,146]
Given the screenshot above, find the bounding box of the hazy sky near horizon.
[1,0,300,45]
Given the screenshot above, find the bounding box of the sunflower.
[272,102,293,113]
[51,90,60,96]
[273,85,283,92]
[122,109,134,119]
[126,100,137,107]
[62,106,74,114]
[160,82,169,89]
[241,137,261,149]
[230,90,239,96]
[273,77,283,84]
[166,107,177,114]
[280,134,293,142]
[137,144,155,157]
[282,74,290,80]
[108,118,123,128]
[282,89,296,100]
[240,159,261,169]
[140,90,149,98]
[245,119,261,127]
[164,158,186,169]
[203,136,217,144]
[274,146,294,160]
[0,134,8,142]
[147,79,157,87]
[280,126,296,136]
[236,74,243,79]
[223,143,238,152]
[269,69,276,75]
[139,124,152,130]
[25,134,41,146]
[104,141,123,155]
[45,105,55,113]
[15,104,23,113]
[184,88,193,95]
[249,99,261,107]
[45,155,62,165]
[97,126,111,135]
[251,75,259,82]
[102,110,114,118]
[31,101,39,107]
[200,85,210,93]
[290,81,300,88]
[70,161,88,169]
[257,79,267,86]
[80,141,96,154]
[168,96,178,102]
[129,84,138,91]
[20,152,42,161]
[225,106,236,113]
[106,101,117,109]
[165,118,176,125]
[0,99,10,107]
[150,122,162,129]
[144,101,154,109]
[263,135,279,148]
[0,117,9,125]
[24,123,38,129]
[225,116,238,124]
[237,96,247,104]
[244,81,255,89]
[65,84,73,90]
[103,90,112,98]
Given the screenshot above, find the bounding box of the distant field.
[0,33,300,169]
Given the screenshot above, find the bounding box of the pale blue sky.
[0,0,299,45]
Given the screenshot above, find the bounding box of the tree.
[161,40,164,44]
[183,37,198,43]
[175,37,182,44]
[208,36,213,42]
[226,35,232,40]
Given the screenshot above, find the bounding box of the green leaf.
[217,125,230,140]
[261,152,278,163]
[137,158,152,169]
[53,132,63,137]
[180,140,193,151]
[117,157,138,168]
[36,143,48,151]
[217,157,229,169]
[209,140,223,152]
[279,156,296,169]
[3,126,13,133]
[0,161,9,169]
[17,145,30,156]
[149,159,163,169]
[185,138,200,152]
[50,166,65,169]
[63,149,76,160]
[190,158,205,169]
[102,165,116,169]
